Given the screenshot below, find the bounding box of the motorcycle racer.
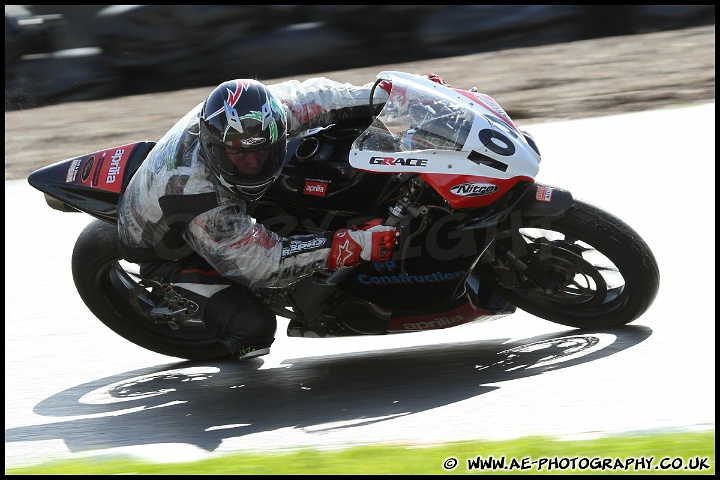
[116,76,451,360]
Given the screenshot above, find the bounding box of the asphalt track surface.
[5,103,715,469]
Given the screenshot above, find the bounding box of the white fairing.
[350,71,541,180]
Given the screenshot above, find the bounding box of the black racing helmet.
[199,79,287,200]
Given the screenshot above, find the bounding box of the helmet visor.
[209,139,286,188]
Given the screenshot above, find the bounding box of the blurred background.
[5,5,715,111]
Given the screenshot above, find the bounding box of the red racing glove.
[327,219,401,270]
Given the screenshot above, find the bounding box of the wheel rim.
[498,227,626,309]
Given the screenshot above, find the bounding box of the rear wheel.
[71,219,230,360]
[476,200,660,329]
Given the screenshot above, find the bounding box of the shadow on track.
[6,326,651,454]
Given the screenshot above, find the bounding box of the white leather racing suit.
[117,77,387,289]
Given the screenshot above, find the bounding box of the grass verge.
[5,430,714,475]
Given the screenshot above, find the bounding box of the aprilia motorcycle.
[27,71,660,360]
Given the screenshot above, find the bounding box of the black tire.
[71,219,231,360]
[477,200,660,329]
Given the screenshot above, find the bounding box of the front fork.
[480,183,574,292]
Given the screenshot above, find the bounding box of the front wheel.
[71,219,231,360]
[476,200,660,329]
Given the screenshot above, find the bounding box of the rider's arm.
[174,171,332,291]
[182,201,399,289]
[182,197,334,289]
[268,77,388,137]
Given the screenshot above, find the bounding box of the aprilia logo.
[400,315,466,330]
[449,182,499,196]
[106,148,125,184]
[304,181,327,197]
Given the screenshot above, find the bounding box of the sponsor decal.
[80,156,95,182]
[240,137,266,147]
[387,299,492,332]
[358,270,465,286]
[536,186,554,202]
[92,157,105,186]
[281,237,328,257]
[396,314,467,330]
[359,262,466,286]
[65,158,82,183]
[62,144,135,192]
[449,182,499,197]
[106,148,125,184]
[304,180,328,197]
[369,156,428,167]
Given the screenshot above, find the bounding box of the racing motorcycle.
[27,71,660,361]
